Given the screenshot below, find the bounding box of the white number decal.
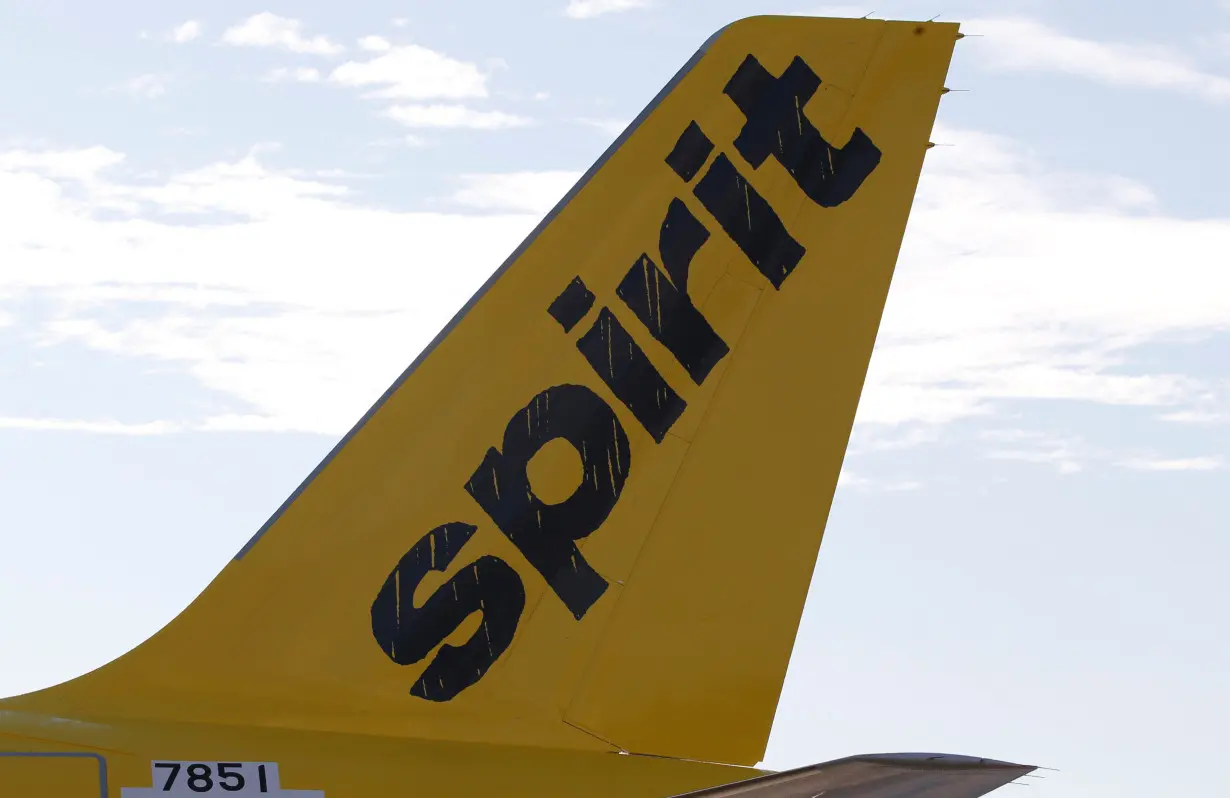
[121,762,323,797]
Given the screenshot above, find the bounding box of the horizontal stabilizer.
[670,753,1035,798]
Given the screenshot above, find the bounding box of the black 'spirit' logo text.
[370,55,881,702]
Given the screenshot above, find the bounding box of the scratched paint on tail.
[370,47,890,702]
[465,384,630,617]
[616,200,729,386]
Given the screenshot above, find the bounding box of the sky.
[2,0,1229,795]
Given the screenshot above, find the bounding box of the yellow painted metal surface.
[0,14,958,797]
[0,751,104,797]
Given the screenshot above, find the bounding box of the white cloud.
[110,74,170,99]
[368,134,430,148]
[0,147,542,434]
[788,5,875,17]
[0,414,317,434]
[0,147,124,182]
[967,17,1230,103]
[855,122,1230,437]
[358,35,392,53]
[1119,455,1223,471]
[847,425,940,456]
[981,430,1088,474]
[383,104,530,129]
[263,67,322,84]
[564,0,650,19]
[329,45,487,100]
[1198,31,1230,58]
[165,20,202,43]
[325,42,528,135]
[449,171,580,214]
[82,147,348,219]
[0,417,184,435]
[976,430,1223,475]
[1160,410,1228,423]
[574,117,630,136]
[160,126,205,138]
[5,120,1230,444]
[220,13,343,56]
[837,470,922,492]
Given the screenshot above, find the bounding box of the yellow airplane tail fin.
[7,15,958,768]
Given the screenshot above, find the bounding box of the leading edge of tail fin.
[12,16,959,766]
